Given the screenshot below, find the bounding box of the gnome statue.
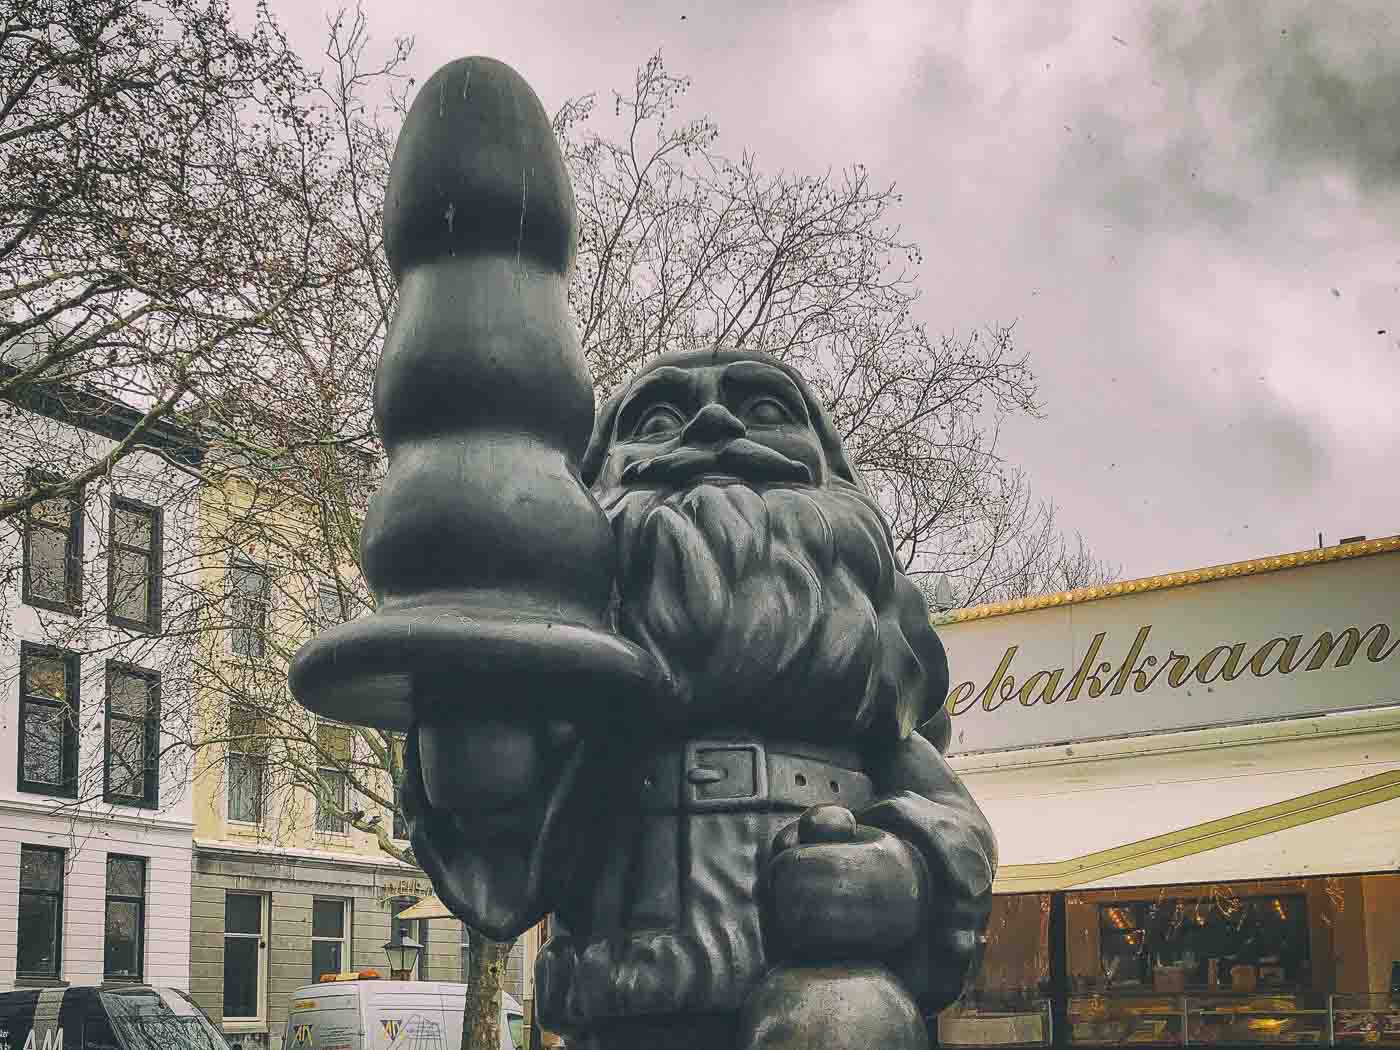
[291,56,996,1050]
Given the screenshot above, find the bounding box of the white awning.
[395,895,454,920]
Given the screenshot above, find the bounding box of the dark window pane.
[20,848,63,890]
[104,900,141,978]
[225,894,261,935]
[311,940,341,982]
[312,900,344,939]
[106,857,144,897]
[17,892,60,976]
[28,526,69,602]
[112,507,152,548]
[222,938,259,1017]
[109,720,145,796]
[109,674,150,718]
[227,755,263,822]
[315,770,346,833]
[393,780,408,840]
[25,654,68,701]
[111,550,152,621]
[22,704,64,785]
[317,587,341,626]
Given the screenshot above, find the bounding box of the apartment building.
[0,368,205,992]
[186,454,524,1050]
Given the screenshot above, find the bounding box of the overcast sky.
[272,0,1400,580]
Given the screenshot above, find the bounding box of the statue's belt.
[633,737,876,814]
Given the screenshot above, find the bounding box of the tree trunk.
[462,932,511,1050]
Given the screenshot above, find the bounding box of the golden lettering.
[978,647,1019,713]
[1195,643,1248,684]
[1017,670,1061,707]
[1107,627,1152,695]
[947,681,977,716]
[947,621,1399,721]
[1086,662,1113,698]
[1053,632,1107,704]
[1248,635,1301,676]
[1302,625,1390,671]
[1165,652,1193,687]
[1131,655,1158,692]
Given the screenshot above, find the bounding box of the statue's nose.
[682,402,747,444]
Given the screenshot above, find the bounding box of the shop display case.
[1332,993,1400,1047]
[1184,993,1330,1045]
[1068,994,1187,1046]
[937,996,1053,1047]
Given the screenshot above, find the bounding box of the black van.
[0,985,232,1049]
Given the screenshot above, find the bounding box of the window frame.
[310,897,350,982]
[222,891,268,1024]
[17,844,65,981]
[103,662,160,808]
[226,707,266,825]
[106,496,162,633]
[103,854,146,983]
[17,642,80,798]
[21,472,84,616]
[229,556,269,659]
[314,766,348,835]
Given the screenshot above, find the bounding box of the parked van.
[283,977,523,1050]
[0,984,232,1049]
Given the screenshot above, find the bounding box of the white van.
[281,978,523,1050]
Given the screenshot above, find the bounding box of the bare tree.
[556,54,1116,608]
[0,0,353,527]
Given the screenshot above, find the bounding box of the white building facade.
[0,373,204,991]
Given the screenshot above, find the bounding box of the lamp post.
[383,936,423,981]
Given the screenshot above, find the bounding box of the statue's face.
[588,353,939,741]
[590,360,829,495]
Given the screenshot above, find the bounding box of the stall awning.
[395,895,454,920]
[956,712,1400,894]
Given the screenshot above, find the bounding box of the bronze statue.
[291,56,996,1050]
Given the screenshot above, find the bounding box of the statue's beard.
[599,480,928,740]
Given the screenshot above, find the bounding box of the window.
[316,584,342,628]
[17,643,80,797]
[104,664,159,807]
[107,498,161,631]
[17,845,64,979]
[226,707,266,824]
[223,893,266,1020]
[311,899,349,981]
[229,558,268,657]
[104,856,145,981]
[392,781,409,841]
[22,473,83,614]
[315,723,351,834]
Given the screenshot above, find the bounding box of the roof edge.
[934,534,1400,626]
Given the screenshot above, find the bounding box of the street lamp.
[383,936,422,981]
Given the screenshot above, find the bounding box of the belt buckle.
[683,738,768,811]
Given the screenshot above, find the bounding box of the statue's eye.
[633,405,685,440]
[743,397,791,425]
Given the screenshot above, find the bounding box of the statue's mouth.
[620,439,813,488]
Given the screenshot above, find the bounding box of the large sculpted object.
[291,56,996,1050]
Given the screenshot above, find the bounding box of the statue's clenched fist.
[765,805,929,961]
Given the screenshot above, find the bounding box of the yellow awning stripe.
[993,769,1400,893]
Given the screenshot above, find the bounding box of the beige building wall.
[190,468,525,1049]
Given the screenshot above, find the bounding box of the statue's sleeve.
[400,728,596,940]
[860,730,998,1013]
